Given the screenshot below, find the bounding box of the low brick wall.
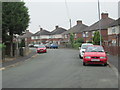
[104,46,119,55]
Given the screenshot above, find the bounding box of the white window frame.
[92,31,95,37]
[74,33,77,38]
[85,32,89,37]
[112,27,116,34]
[82,32,85,37]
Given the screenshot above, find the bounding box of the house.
[82,13,115,44]
[50,26,67,45]
[31,28,51,44]
[62,20,88,42]
[19,30,33,46]
[107,18,120,55]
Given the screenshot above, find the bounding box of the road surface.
[2,48,118,88]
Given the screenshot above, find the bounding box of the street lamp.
[15,34,19,57]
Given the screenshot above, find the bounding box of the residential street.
[2,48,118,88]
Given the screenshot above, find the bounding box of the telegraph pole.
[69,19,72,29]
[98,0,102,45]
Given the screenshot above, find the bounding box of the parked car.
[37,45,47,53]
[28,44,34,47]
[45,43,51,48]
[50,43,58,49]
[83,45,108,66]
[79,43,93,59]
[34,44,40,48]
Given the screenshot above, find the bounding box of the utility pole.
[98,0,102,45]
[69,19,72,29]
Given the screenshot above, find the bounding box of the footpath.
[108,54,118,69]
[1,49,36,69]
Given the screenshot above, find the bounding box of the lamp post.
[15,34,19,57]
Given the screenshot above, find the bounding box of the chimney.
[55,25,59,29]
[25,30,29,33]
[77,20,82,25]
[101,13,108,19]
[40,28,43,31]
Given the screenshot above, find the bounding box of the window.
[74,33,77,38]
[65,34,67,38]
[82,32,85,37]
[85,32,89,37]
[112,27,116,34]
[92,31,95,37]
[112,39,116,46]
[31,36,34,40]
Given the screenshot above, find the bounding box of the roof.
[83,17,115,32]
[51,27,67,35]
[62,23,88,35]
[33,30,51,36]
[19,30,33,38]
[109,18,120,27]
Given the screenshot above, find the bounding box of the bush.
[0,43,6,48]
[73,43,82,49]
[74,38,84,43]
[19,39,25,47]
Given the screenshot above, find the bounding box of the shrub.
[73,43,82,49]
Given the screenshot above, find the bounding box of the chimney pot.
[26,30,29,33]
[40,28,43,31]
[77,20,82,25]
[55,26,59,29]
[101,13,108,19]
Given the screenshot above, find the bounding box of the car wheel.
[83,62,86,66]
[103,63,107,66]
[79,55,83,59]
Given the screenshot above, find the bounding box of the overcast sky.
[24,0,119,33]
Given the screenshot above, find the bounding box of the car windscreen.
[81,45,92,49]
[86,46,104,52]
[37,45,46,48]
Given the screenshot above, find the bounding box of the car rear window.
[38,45,46,48]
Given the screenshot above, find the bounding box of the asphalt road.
[2,48,118,88]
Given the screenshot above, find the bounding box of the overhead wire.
[65,0,72,28]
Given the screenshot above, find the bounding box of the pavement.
[108,54,118,69]
[2,48,37,69]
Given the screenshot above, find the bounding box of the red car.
[83,45,108,66]
[37,45,47,53]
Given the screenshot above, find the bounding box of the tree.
[2,2,30,57]
[92,31,102,45]
[74,38,84,43]
[70,33,74,48]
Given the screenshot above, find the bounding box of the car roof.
[87,45,102,47]
[81,43,93,45]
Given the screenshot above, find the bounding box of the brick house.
[50,26,67,45]
[31,28,51,44]
[82,13,115,44]
[19,30,33,45]
[62,20,88,42]
[107,18,120,55]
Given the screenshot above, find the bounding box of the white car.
[79,43,93,59]
[34,44,40,48]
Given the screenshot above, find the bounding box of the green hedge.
[73,43,82,49]
[0,44,6,48]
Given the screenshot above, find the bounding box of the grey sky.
[24,0,118,33]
